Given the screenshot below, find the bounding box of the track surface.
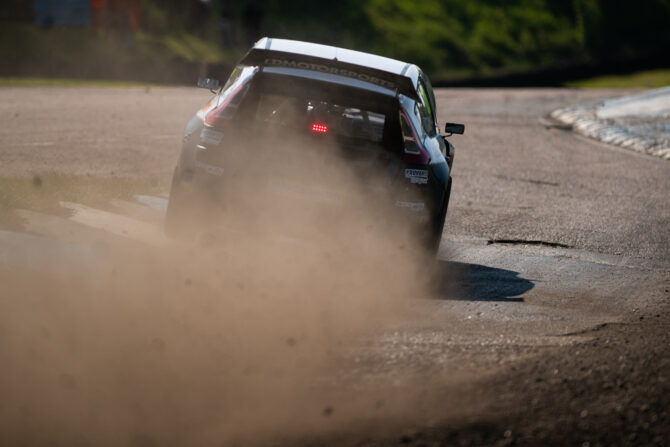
[1,87,669,445]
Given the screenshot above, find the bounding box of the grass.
[0,77,162,88]
[0,174,161,230]
[567,68,670,88]
[136,31,231,64]
[0,23,233,85]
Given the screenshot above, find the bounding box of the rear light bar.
[311,123,328,133]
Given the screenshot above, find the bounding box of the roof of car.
[239,37,421,100]
[255,38,412,75]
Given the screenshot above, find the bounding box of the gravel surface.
[0,86,668,446]
[436,88,670,262]
[0,86,208,179]
[2,87,667,260]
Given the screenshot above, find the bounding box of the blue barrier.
[34,0,91,26]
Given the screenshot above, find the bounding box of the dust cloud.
[0,136,443,445]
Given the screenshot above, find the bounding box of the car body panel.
[240,38,421,101]
[254,37,410,75]
[169,38,458,250]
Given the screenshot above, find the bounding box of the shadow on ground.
[435,261,534,302]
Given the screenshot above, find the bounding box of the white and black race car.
[166,37,464,253]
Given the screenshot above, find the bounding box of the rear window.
[253,93,386,143]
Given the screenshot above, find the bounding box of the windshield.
[253,93,386,143]
[231,70,400,148]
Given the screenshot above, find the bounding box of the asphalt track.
[1,86,669,445]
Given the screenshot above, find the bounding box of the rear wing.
[239,48,419,101]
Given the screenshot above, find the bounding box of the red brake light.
[311,123,328,133]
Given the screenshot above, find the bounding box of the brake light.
[311,123,328,133]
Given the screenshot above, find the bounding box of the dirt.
[0,86,668,446]
[325,303,670,447]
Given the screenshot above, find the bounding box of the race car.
[165,37,464,253]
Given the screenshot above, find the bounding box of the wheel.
[164,167,198,239]
[427,177,452,255]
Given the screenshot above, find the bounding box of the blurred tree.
[4,0,667,82]
[364,0,585,73]
[0,0,33,21]
[129,0,670,77]
[583,0,670,60]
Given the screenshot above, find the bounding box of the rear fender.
[177,114,206,180]
[399,108,430,165]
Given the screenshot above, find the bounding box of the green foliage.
[3,0,669,83]
[223,0,670,80]
[363,0,584,75]
[139,0,171,34]
[135,32,227,64]
[567,68,670,88]
[0,77,155,87]
[363,0,467,72]
[0,22,229,83]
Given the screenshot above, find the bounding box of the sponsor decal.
[264,58,395,89]
[395,200,425,212]
[195,160,224,177]
[200,128,224,145]
[196,101,217,121]
[404,168,428,184]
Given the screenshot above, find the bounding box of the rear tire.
[165,167,197,240]
[427,177,452,255]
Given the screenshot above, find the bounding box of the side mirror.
[197,77,220,92]
[444,122,465,135]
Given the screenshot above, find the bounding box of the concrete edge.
[551,96,670,160]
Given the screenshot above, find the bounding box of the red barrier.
[90,0,141,32]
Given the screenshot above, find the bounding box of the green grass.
[0,174,160,230]
[567,68,670,88]
[0,23,233,85]
[0,77,162,88]
[136,31,231,64]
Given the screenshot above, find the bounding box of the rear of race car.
[166,42,453,253]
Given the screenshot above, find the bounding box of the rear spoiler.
[239,48,419,100]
